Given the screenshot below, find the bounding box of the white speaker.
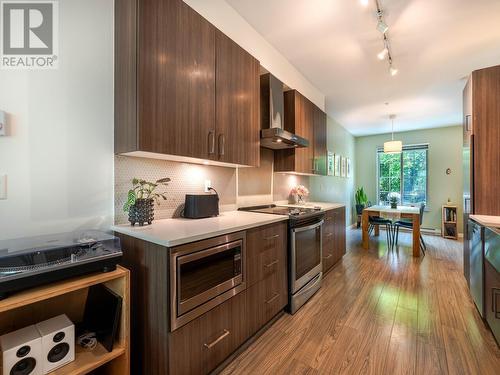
[0,325,43,375]
[35,315,75,374]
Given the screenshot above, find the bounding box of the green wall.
[355,126,463,232]
[310,116,356,226]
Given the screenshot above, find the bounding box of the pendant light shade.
[384,140,402,153]
[384,114,402,153]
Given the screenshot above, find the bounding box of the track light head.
[377,47,388,60]
[377,20,389,33]
[360,0,369,6]
[389,66,398,76]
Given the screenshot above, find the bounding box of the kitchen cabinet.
[313,105,328,175]
[462,65,500,283]
[216,31,260,166]
[484,226,500,344]
[117,220,287,375]
[246,222,288,336]
[274,90,327,174]
[169,292,248,375]
[322,207,346,274]
[115,0,260,167]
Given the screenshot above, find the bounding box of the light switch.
[0,175,6,199]
[0,111,5,136]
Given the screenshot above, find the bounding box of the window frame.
[375,143,429,207]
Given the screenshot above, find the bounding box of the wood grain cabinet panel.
[313,106,327,175]
[115,0,261,166]
[322,207,346,274]
[168,292,247,375]
[246,222,287,287]
[275,90,327,175]
[216,31,260,167]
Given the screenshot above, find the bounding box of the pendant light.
[384,114,402,153]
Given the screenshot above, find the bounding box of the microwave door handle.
[293,219,325,233]
[176,240,242,264]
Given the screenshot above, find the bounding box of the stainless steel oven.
[289,216,324,314]
[170,231,246,330]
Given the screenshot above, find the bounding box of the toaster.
[184,193,219,219]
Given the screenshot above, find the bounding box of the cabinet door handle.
[264,259,279,268]
[265,292,280,304]
[218,134,225,156]
[323,254,333,259]
[203,329,230,349]
[208,131,215,155]
[465,114,472,132]
[264,234,280,241]
[493,288,500,319]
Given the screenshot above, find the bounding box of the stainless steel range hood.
[260,73,309,150]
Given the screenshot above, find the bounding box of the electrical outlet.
[0,175,6,199]
[204,180,212,193]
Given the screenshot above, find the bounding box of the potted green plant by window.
[388,192,401,209]
[123,177,171,226]
[355,187,368,215]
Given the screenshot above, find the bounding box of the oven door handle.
[292,219,324,233]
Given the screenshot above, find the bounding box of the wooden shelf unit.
[0,266,130,375]
[442,205,458,240]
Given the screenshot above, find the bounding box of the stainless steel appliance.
[169,231,246,330]
[469,219,485,317]
[0,231,122,299]
[259,73,309,149]
[484,226,500,344]
[238,205,324,313]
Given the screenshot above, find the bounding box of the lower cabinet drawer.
[168,291,247,375]
[246,267,287,336]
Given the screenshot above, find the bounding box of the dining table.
[362,205,422,257]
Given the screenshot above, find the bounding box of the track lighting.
[389,65,398,76]
[377,47,388,60]
[360,0,369,6]
[376,19,388,34]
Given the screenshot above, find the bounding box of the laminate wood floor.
[221,229,500,375]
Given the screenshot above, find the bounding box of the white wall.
[0,0,114,240]
[184,0,325,110]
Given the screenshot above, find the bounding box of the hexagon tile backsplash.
[114,155,237,224]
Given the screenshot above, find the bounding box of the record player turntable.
[0,231,122,299]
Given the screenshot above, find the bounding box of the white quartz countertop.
[274,201,345,210]
[111,210,288,248]
[470,215,500,228]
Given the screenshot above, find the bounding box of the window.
[377,144,428,206]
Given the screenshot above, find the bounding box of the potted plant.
[388,192,401,209]
[355,187,368,215]
[123,177,171,226]
[290,185,309,205]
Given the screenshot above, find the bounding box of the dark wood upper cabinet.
[115,0,260,167]
[313,105,327,176]
[216,31,260,167]
[274,90,327,175]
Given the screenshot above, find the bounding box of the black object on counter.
[183,190,219,219]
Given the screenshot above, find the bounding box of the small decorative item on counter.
[291,185,309,205]
[388,192,401,209]
[123,177,171,226]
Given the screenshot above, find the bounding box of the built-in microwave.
[170,231,246,331]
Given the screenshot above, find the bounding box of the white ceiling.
[226,0,500,136]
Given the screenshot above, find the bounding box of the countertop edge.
[470,214,500,228]
[111,215,288,248]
